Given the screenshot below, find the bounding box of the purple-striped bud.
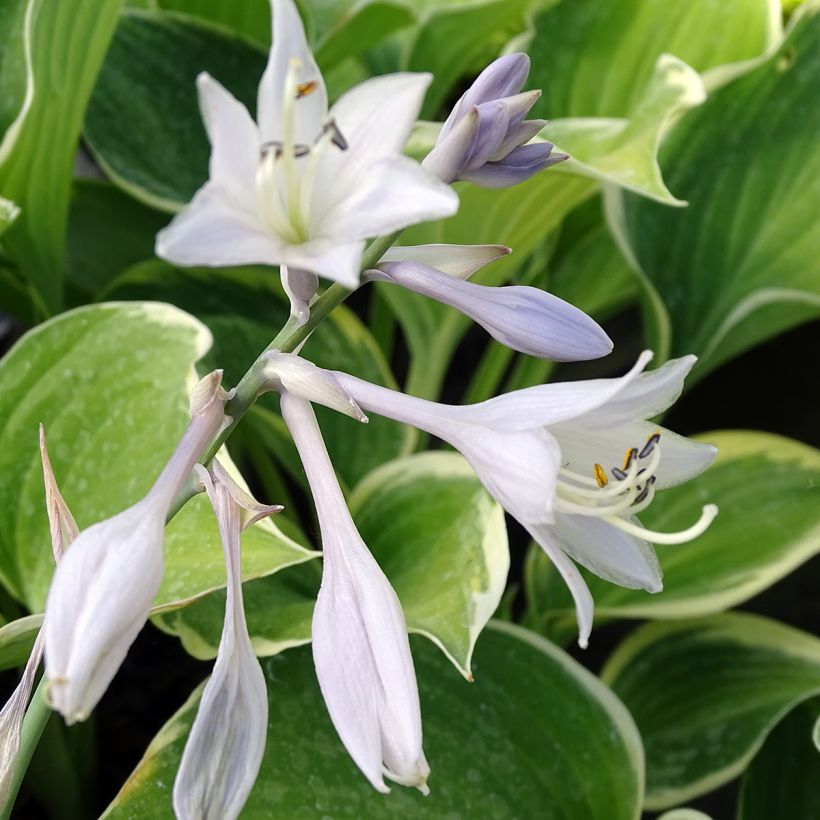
[423,54,566,187]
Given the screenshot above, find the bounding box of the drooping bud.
[173,462,279,820]
[422,53,566,187]
[44,371,230,723]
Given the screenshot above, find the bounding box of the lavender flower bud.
[423,53,567,187]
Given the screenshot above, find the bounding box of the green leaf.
[157,0,271,46]
[601,613,820,809]
[737,697,820,820]
[155,452,509,679]
[103,622,644,818]
[608,4,820,372]
[543,54,707,205]
[406,0,534,119]
[524,431,820,634]
[84,8,267,211]
[0,0,125,313]
[65,179,170,297]
[349,452,508,677]
[104,261,414,488]
[0,302,312,611]
[0,613,40,671]
[529,0,780,119]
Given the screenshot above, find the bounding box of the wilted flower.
[269,351,717,647]
[44,371,230,723]
[367,246,613,360]
[423,53,566,187]
[173,461,280,820]
[279,390,429,793]
[156,0,457,321]
[0,428,75,805]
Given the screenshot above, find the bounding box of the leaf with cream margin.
[606,3,820,373]
[0,0,124,313]
[103,623,644,819]
[527,0,781,119]
[156,452,509,679]
[0,302,313,612]
[601,613,820,809]
[737,696,820,820]
[524,431,820,637]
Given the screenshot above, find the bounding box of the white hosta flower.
[0,428,75,804]
[156,0,457,312]
[368,245,613,360]
[174,461,279,820]
[273,351,717,647]
[44,371,230,723]
[280,391,429,793]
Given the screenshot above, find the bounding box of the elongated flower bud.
[173,461,279,820]
[423,53,566,187]
[44,371,230,723]
[0,428,75,805]
[280,391,429,793]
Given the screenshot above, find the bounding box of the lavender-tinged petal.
[377,260,612,360]
[464,100,511,171]
[494,90,541,127]
[440,53,530,138]
[525,525,594,648]
[462,143,568,188]
[421,109,479,183]
[490,119,546,161]
[379,243,509,280]
[173,475,268,820]
[281,265,318,327]
[552,419,717,490]
[280,393,429,793]
[549,514,663,592]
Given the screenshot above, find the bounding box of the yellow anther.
[622,447,638,471]
[296,81,318,98]
[593,463,608,488]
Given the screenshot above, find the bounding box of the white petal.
[549,513,662,592]
[156,184,284,268]
[281,393,428,792]
[257,0,327,145]
[576,356,698,429]
[379,243,510,280]
[44,498,166,722]
[551,420,716,489]
[320,155,457,241]
[313,72,433,220]
[197,73,259,209]
[451,351,654,432]
[374,260,612,360]
[279,236,366,288]
[174,477,268,820]
[262,351,367,421]
[526,525,594,649]
[281,265,318,326]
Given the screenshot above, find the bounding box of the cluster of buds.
[0,1,718,818]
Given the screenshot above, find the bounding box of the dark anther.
[634,476,657,505]
[611,467,627,481]
[639,433,661,459]
[321,119,349,151]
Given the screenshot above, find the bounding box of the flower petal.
[257,0,327,146]
[461,143,567,188]
[197,72,259,209]
[280,236,366,288]
[323,155,457,240]
[374,260,612,360]
[156,184,284,268]
[549,513,662,592]
[379,243,510,280]
[551,419,716,489]
[280,393,428,792]
[526,524,594,648]
[173,473,268,820]
[280,265,318,326]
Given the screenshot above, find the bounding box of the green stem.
[1,677,52,820]
[167,231,400,519]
